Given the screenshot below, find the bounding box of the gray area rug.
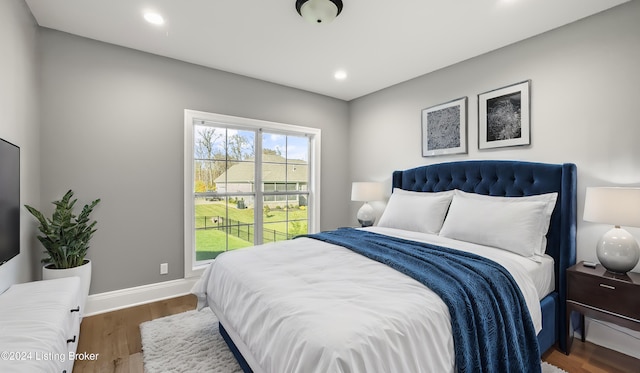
[140,308,567,373]
[140,308,242,373]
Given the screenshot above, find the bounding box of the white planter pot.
[42,259,92,316]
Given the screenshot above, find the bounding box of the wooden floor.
[73,295,197,373]
[74,294,639,373]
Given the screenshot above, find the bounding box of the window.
[184,110,321,277]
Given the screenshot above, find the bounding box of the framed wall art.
[478,80,530,149]
[421,97,467,157]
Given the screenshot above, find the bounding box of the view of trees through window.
[193,123,310,262]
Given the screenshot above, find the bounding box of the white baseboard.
[84,278,198,316]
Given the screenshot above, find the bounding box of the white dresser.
[0,277,82,373]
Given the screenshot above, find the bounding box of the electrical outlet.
[160,263,168,275]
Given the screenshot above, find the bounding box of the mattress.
[192,227,551,373]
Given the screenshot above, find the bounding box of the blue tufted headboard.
[392,160,577,352]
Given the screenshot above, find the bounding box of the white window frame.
[184,109,321,278]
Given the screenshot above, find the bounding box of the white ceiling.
[25,0,628,101]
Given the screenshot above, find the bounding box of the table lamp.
[351,182,384,227]
[583,187,640,274]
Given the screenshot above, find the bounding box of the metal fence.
[196,216,294,243]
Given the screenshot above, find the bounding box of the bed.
[192,160,577,373]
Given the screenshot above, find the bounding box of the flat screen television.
[0,138,20,266]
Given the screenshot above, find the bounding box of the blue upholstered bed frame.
[391,160,577,353]
[219,160,577,372]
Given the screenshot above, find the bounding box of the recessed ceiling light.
[334,70,347,80]
[144,12,165,25]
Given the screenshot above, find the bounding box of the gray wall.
[350,1,640,268]
[39,29,351,294]
[349,1,640,356]
[0,0,41,293]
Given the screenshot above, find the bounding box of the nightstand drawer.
[568,271,640,320]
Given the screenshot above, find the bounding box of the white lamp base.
[596,226,640,274]
[357,202,375,227]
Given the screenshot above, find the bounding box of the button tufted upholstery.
[392,160,577,352]
[394,161,559,197]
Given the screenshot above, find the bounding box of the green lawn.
[194,200,308,260]
[195,229,253,261]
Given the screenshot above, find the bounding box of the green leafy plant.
[25,190,101,269]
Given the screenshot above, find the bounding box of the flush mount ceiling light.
[296,0,343,24]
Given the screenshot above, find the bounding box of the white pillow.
[377,189,454,234]
[438,190,558,257]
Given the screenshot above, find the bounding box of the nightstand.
[565,261,640,354]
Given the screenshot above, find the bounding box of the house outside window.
[184,110,321,277]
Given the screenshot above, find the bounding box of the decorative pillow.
[377,189,454,234]
[438,190,558,257]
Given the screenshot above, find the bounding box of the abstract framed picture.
[478,80,530,149]
[421,97,467,157]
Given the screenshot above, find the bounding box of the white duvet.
[192,227,547,373]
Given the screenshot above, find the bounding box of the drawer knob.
[70,306,80,313]
[599,283,616,290]
[67,335,76,344]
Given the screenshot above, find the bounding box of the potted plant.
[25,190,100,313]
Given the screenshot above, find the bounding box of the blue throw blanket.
[302,228,540,373]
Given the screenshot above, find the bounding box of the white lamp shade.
[299,0,339,24]
[584,187,640,227]
[351,182,384,202]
